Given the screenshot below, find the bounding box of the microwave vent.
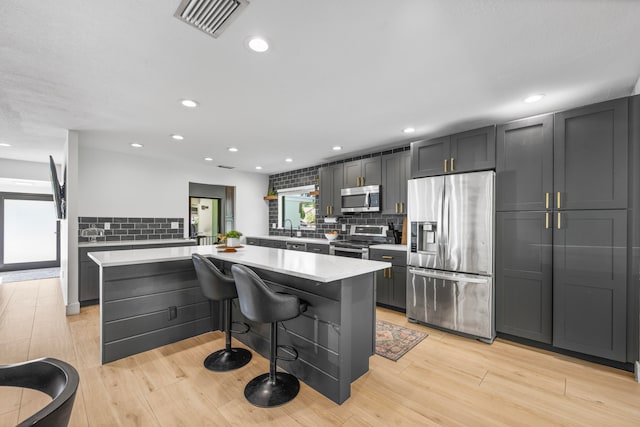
[174,0,249,39]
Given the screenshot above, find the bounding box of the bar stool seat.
[192,254,252,372]
[231,264,307,407]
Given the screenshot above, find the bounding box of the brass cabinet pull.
[557,192,561,209]
[545,212,549,229]
[557,212,561,229]
[388,267,392,279]
[361,176,364,186]
[444,159,448,173]
[450,157,455,171]
[545,192,549,209]
[326,206,329,215]
[330,205,333,215]
[382,255,393,259]
[400,202,404,214]
[383,268,387,278]
[395,202,399,213]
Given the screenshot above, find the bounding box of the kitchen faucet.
[284,219,293,237]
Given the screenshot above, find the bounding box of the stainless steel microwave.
[341,185,380,213]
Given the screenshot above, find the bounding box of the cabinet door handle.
[444,159,448,173]
[382,255,394,259]
[395,202,399,213]
[557,192,561,209]
[361,176,365,186]
[388,267,392,279]
[545,192,549,209]
[545,212,549,229]
[557,212,561,229]
[330,205,333,215]
[450,157,455,171]
[383,268,387,278]
[401,202,404,213]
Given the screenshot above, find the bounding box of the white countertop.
[88,244,390,283]
[78,239,196,248]
[247,235,333,245]
[369,244,407,251]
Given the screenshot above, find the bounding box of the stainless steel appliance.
[341,185,381,213]
[406,171,495,342]
[330,225,388,259]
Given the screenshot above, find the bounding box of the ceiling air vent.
[174,0,249,39]
[217,165,235,169]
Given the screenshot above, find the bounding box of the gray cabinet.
[411,126,496,178]
[553,210,627,361]
[497,115,553,212]
[319,163,343,216]
[496,212,552,343]
[343,157,381,187]
[246,237,260,245]
[307,243,329,255]
[381,151,411,215]
[370,248,406,311]
[554,98,628,210]
[259,239,287,249]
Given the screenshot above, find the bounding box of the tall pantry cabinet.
[496,97,634,362]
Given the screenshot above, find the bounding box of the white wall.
[61,131,80,314]
[0,158,55,194]
[76,145,269,237]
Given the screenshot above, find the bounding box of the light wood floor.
[2,278,640,426]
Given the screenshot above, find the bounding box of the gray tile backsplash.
[267,147,409,240]
[78,217,184,242]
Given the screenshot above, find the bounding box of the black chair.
[0,357,79,427]
[231,264,307,407]
[192,254,252,372]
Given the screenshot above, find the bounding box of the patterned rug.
[375,319,428,361]
[0,267,60,284]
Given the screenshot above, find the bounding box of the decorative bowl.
[324,233,339,241]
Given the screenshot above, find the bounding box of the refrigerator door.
[407,176,445,269]
[444,171,494,275]
[407,267,495,341]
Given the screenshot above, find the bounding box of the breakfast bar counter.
[89,244,390,404]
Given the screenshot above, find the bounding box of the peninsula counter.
[88,244,390,404]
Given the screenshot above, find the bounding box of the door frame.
[0,192,61,272]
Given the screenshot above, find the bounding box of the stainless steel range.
[329,225,388,259]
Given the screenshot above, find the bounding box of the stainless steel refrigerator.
[406,170,495,342]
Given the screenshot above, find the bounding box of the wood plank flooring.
[1,278,640,426]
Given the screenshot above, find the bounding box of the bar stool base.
[204,348,252,372]
[244,372,300,407]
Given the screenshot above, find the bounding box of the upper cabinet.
[411,125,496,178]
[554,98,628,210]
[496,114,553,211]
[381,151,411,215]
[343,157,381,187]
[319,163,343,217]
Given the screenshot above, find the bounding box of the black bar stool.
[231,264,307,407]
[192,254,252,372]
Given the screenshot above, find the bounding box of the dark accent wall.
[78,217,184,243]
[267,147,409,239]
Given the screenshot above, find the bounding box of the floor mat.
[375,319,428,361]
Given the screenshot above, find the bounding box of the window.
[277,185,316,230]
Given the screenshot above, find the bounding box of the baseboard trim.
[66,301,80,315]
[635,361,640,383]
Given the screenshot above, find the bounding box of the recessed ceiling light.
[0,143,11,147]
[403,127,416,134]
[130,143,143,148]
[181,99,199,108]
[524,94,545,103]
[171,134,184,140]
[204,157,213,161]
[285,158,293,163]
[332,146,342,151]
[255,166,262,170]
[228,147,239,152]
[248,37,269,53]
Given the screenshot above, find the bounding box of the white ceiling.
[1,0,639,174]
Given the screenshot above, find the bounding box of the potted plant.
[225,230,243,247]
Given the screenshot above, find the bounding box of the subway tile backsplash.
[267,147,409,240]
[78,217,184,243]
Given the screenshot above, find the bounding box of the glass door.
[0,192,60,271]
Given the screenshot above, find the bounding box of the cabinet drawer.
[306,243,329,254]
[260,239,287,249]
[369,249,406,266]
[246,237,260,245]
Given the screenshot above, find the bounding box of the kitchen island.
[88,244,390,404]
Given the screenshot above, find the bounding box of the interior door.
[0,192,60,271]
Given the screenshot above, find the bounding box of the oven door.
[330,246,367,259]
